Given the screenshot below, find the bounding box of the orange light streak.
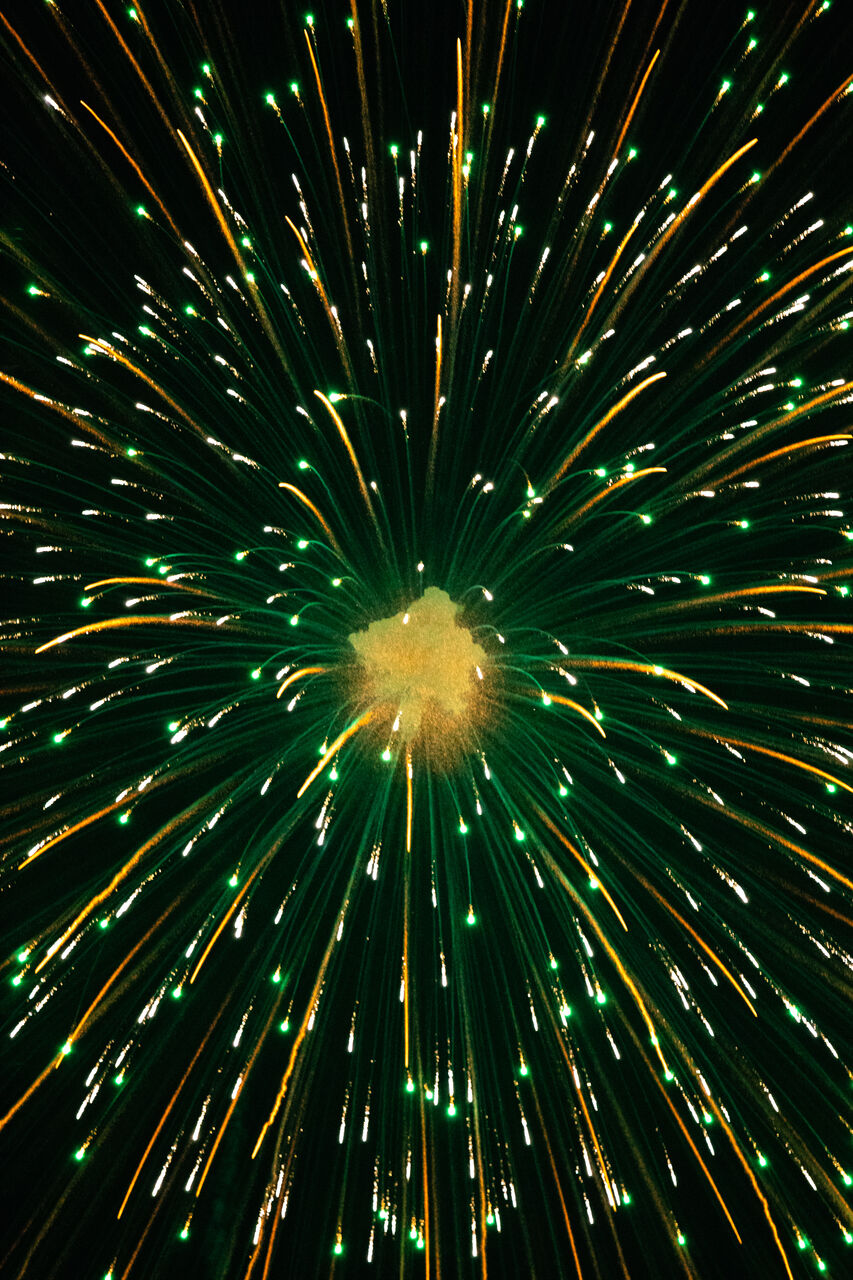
[278,482,342,555]
[117,1028,216,1219]
[559,466,668,528]
[709,733,853,801]
[276,666,326,701]
[611,49,660,159]
[84,576,215,598]
[313,391,381,540]
[296,711,373,799]
[78,334,214,440]
[35,613,225,654]
[541,692,608,737]
[535,813,628,932]
[35,792,218,974]
[16,801,123,871]
[0,370,117,450]
[549,373,667,487]
[80,101,179,235]
[628,870,757,1015]
[710,434,852,487]
[567,659,728,710]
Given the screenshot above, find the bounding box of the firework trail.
[1,2,852,1276]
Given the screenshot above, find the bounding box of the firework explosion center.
[348,586,490,766]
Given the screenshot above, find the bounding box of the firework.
[1,2,852,1276]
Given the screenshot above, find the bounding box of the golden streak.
[17,801,122,871]
[612,48,660,159]
[284,219,356,385]
[549,372,667,487]
[296,711,373,799]
[638,138,758,280]
[189,870,261,986]
[251,895,352,1160]
[79,334,213,440]
[714,252,853,362]
[0,370,116,450]
[177,131,297,383]
[569,659,728,710]
[567,217,643,361]
[35,613,224,653]
[542,693,607,737]
[312,390,382,542]
[535,814,628,933]
[688,382,853,491]
[118,1028,217,1220]
[278,482,342,555]
[655,584,828,614]
[84,576,216,598]
[276,666,326,701]
[630,870,757,1016]
[705,1098,794,1278]
[650,1055,744,1245]
[711,433,852,487]
[713,734,853,800]
[80,101,180,235]
[35,795,213,974]
[766,70,853,179]
[560,466,668,529]
[406,747,414,854]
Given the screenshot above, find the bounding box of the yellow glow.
[348,587,487,745]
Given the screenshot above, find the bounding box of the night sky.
[2,3,852,1278]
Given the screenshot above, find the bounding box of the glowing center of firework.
[349,586,487,741]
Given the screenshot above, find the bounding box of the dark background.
[2,2,852,1278]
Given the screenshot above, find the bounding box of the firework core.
[348,586,488,749]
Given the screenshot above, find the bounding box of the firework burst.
[1,3,852,1277]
